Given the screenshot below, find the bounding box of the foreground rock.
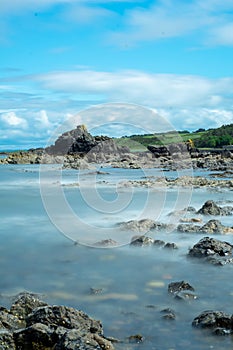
[0,292,114,350]
[192,310,233,335]
[188,237,233,265]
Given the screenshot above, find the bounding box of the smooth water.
[0,164,233,349]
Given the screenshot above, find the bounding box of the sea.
[0,163,233,349]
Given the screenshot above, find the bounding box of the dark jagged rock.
[10,292,47,321]
[188,237,233,265]
[46,124,98,155]
[0,330,16,349]
[192,310,233,335]
[168,281,195,294]
[197,200,233,216]
[45,124,129,160]
[0,292,114,350]
[168,281,197,301]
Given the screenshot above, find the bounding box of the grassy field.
[116,130,208,151]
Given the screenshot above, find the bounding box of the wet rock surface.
[188,237,233,265]
[118,219,174,233]
[197,200,233,216]
[192,310,233,335]
[0,293,114,350]
[130,235,178,249]
[177,219,233,234]
[168,281,197,300]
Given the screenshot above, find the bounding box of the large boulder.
[192,310,233,335]
[188,237,233,265]
[0,293,114,350]
[197,200,233,216]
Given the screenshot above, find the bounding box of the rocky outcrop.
[192,310,233,335]
[0,292,114,350]
[197,200,233,216]
[118,219,174,233]
[130,235,178,249]
[177,219,233,234]
[188,237,233,265]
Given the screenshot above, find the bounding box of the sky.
[0,0,233,149]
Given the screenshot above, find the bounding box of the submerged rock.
[192,310,233,335]
[0,292,115,350]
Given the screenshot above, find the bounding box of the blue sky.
[0,0,233,149]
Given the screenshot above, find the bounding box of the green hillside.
[116,124,233,151]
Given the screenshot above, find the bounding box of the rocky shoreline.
[0,125,232,171]
[0,293,115,350]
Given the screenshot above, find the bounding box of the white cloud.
[208,23,233,46]
[36,70,233,109]
[107,0,233,47]
[1,111,28,128]
[35,110,52,129]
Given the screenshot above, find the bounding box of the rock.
[164,242,178,249]
[10,292,47,321]
[119,219,174,233]
[130,235,154,246]
[197,200,233,216]
[0,330,16,349]
[0,293,115,350]
[188,237,233,265]
[168,281,197,301]
[177,224,201,233]
[128,334,144,343]
[168,281,195,294]
[153,239,166,247]
[160,308,176,320]
[94,239,118,247]
[177,220,233,235]
[200,220,228,234]
[192,310,233,335]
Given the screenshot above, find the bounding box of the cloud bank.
[0,69,232,149]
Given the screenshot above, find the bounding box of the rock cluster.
[118,219,174,233]
[177,219,233,234]
[0,125,232,170]
[0,292,114,350]
[130,235,178,249]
